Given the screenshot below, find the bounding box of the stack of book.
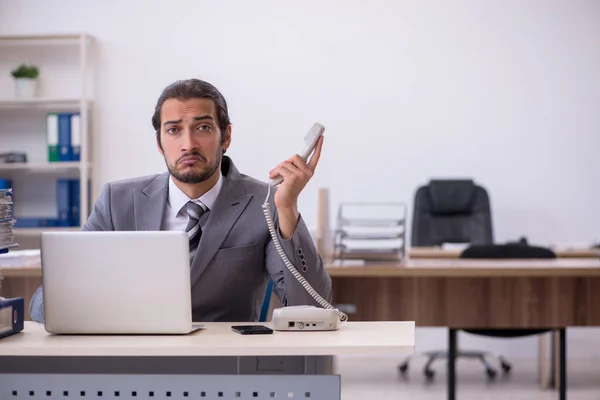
[333,203,406,262]
[0,189,16,254]
[0,187,24,340]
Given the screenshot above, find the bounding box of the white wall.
[1,0,599,360]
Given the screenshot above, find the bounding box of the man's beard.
[166,149,222,184]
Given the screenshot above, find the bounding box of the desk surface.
[326,258,600,277]
[0,321,415,357]
[409,246,599,259]
[3,258,600,279]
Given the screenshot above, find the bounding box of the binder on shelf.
[14,179,82,229]
[46,113,59,162]
[57,179,70,226]
[0,180,11,190]
[69,179,80,226]
[58,113,72,162]
[70,113,81,161]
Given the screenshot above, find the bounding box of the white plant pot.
[14,78,38,98]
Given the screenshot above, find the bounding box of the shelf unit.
[0,161,90,172]
[0,34,96,243]
[0,98,90,109]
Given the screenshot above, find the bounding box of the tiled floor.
[337,355,600,399]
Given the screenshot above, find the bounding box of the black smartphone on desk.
[231,325,273,335]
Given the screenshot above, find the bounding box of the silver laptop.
[41,231,203,335]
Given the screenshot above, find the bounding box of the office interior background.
[1,0,599,397]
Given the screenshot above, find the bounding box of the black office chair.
[410,179,493,247]
[458,243,556,372]
[400,242,557,380]
[400,179,495,380]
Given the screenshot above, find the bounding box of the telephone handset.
[262,123,348,326]
[268,123,326,186]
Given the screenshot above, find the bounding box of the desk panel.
[1,274,41,321]
[1,374,340,400]
[331,276,600,328]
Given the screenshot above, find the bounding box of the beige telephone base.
[271,306,340,331]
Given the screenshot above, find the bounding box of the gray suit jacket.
[30,156,332,323]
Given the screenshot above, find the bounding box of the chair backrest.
[411,179,493,246]
[259,280,274,322]
[460,244,557,259]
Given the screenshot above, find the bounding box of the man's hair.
[152,79,231,148]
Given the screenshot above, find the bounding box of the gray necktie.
[185,201,207,265]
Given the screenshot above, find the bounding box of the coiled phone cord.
[262,184,348,323]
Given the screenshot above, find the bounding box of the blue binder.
[69,179,80,227]
[57,179,70,226]
[58,113,72,161]
[0,179,11,190]
[0,297,24,340]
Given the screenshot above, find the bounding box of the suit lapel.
[134,172,169,230]
[190,158,253,286]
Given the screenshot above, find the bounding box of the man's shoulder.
[222,156,271,197]
[236,171,270,196]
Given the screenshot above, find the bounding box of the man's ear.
[221,125,232,153]
[156,134,164,155]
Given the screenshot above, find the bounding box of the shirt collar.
[168,171,224,218]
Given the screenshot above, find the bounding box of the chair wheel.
[501,361,512,373]
[486,368,497,379]
[424,368,435,381]
[398,363,409,374]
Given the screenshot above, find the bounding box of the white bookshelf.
[0,34,96,242]
[0,161,89,172]
[0,98,91,110]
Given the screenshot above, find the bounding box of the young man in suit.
[30,79,331,323]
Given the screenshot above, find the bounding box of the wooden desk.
[409,246,600,259]
[326,259,600,326]
[1,267,41,321]
[327,258,600,400]
[3,258,600,326]
[0,321,415,400]
[0,320,415,357]
[4,260,600,400]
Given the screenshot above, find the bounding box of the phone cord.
[262,185,348,323]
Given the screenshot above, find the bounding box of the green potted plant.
[11,64,40,98]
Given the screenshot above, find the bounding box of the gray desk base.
[0,356,339,399]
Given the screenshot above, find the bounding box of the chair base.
[398,349,512,381]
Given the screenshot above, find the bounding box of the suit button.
[297,248,303,255]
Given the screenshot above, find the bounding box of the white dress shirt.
[162,172,224,231]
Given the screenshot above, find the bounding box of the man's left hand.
[268,135,324,238]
